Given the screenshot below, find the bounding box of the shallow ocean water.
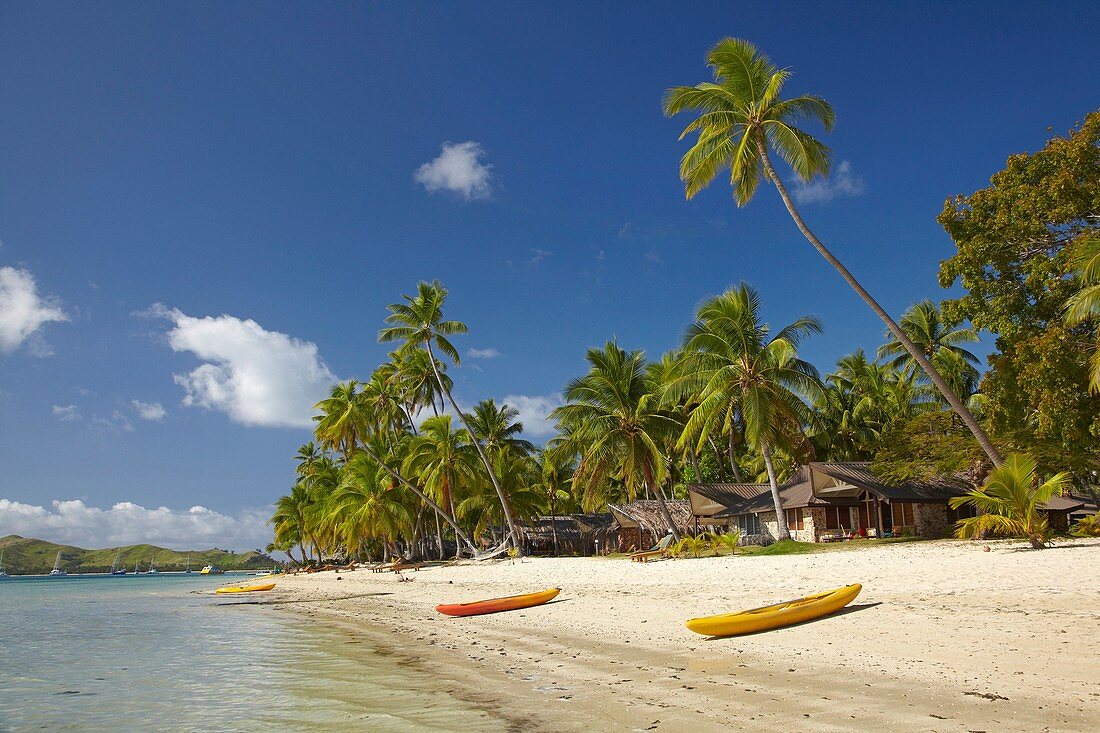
[0,574,509,732]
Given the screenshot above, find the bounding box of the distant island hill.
[0,535,276,575]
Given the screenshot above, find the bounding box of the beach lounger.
[390,562,425,573]
[371,562,399,573]
[629,534,673,563]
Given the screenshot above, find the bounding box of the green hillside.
[0,535,276,575]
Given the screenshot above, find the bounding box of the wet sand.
[264,538,1100,732]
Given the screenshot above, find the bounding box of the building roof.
[810,462,971,502]
[1041,496,1087,512]
[608,500,693,534]
[693,461,972,519]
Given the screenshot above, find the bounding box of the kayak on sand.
[436,587,561,617]
[215,582,276,594]
[685,583,862,637]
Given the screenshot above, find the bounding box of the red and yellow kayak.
[685,583,861,637]
[436,587,561,617]
[215,582,276,594]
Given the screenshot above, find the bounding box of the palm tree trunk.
[642,458,682,542]
[424,340,524,549]
[761,442,792,542]
[755,139,1003,467]
[727,430,743,482]
[688,450,702,484]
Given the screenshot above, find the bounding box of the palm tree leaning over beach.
[665,285,823,541]
[380,281,523,551]
[551,342,684,541]
[664,37,1003,467]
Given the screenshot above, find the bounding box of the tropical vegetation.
[268,49,1098,561]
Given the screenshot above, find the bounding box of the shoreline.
[264,538,1100,732]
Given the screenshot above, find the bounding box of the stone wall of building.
[914,503,951,538]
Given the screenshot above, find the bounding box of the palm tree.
[467,399,536,458]
[313,380,478,556]
[878,300,981,396]
[326,453,416,559]
[531,449,576,555]
[949,453,1071,549]
[551,342,684,541]
[1065,236,1100,393]
[269,482,312,565]
[664,37,1003,467]
[403,414,483,545]
[379,281,523,548]
[667,284,823,542]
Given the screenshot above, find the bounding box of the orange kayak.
[436,587,561,617]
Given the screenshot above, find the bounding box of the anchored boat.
[685,583,862,637]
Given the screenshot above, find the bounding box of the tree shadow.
[701,601,883,640]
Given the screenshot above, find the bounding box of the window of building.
[891,503,915,527]
[785,508,804,530]
[735,513,762,535]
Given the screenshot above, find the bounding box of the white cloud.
[0,498,272,552]
[0,266,68,353]
[501,394,562,438]
[790,160,865,205]
[91,410,134,435]
[414,141,493,200]
[132,400,166,421]
[52,404,81,422]
[151,305,337,429]
[468,347,501,359]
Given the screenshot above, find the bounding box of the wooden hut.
[521,513,614,556]
[608,500,693,552]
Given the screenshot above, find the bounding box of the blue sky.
[2,1,1097,550]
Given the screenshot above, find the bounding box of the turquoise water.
[0,574,510,732]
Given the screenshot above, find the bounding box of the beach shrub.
[710,530,742,556]
[949,453,1071,549]
[1071,514,1100,537]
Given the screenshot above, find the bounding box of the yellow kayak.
[685,583,861,637]
[215,582,276,594]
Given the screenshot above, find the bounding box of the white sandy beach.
[261,538,1100,732]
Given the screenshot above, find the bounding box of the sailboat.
[110,550,127,575]
[49,550,66,577]
[145,557,159,575]
[185,554,192,574]
[0,549,10,579]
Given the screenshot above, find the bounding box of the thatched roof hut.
[521,513,615,556]
[608,500,693,552]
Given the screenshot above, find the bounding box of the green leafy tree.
[949,453,1071,549]
[664,37,1002,466]
[878,300,980,399]
[1064,236,1100,392]
[938,114,1100,475]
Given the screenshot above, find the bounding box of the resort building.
[521,513,614,556]
[688,462,976,543]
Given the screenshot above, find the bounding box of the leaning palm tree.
[1065,236,1100,393]
[949,453,1071,549]
[667,284,823,541]
[403,414,483,548]
[664,38,1003,467]
[551,342,684,541]
[379,281,523,549]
